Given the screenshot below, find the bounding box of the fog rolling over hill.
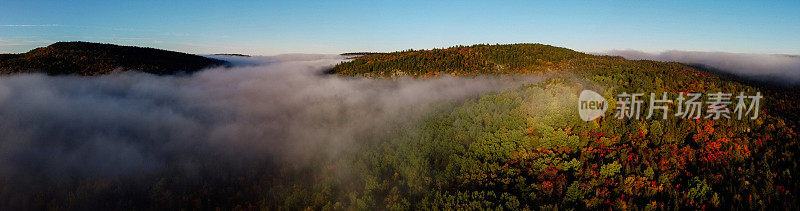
[307,44,800,210]
[1,0,798,208]
[604,50,800,86]
[1,43,799,209]
[0,54,538,209]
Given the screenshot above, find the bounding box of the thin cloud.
[0,39,51,47]
[0,24,61,27]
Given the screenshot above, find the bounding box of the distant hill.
[340,52,383,56]
[330,43,602,76]
[0,41,229,75]
[212,53,251,57]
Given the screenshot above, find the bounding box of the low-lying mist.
[0,55,536,184]
[604,50,800,86]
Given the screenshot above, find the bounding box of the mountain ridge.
[0,41,229,75]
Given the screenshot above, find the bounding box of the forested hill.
[318,43,800,209]
[330,43,619,76]
[332,43,799,119]
[0,41,229,75]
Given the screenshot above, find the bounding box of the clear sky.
[1,0,799,55]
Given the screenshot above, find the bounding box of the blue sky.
[1,1,799,55]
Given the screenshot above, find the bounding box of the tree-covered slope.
[314,43,800,209]
[0,41,229,75]
[337,79,798,210]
